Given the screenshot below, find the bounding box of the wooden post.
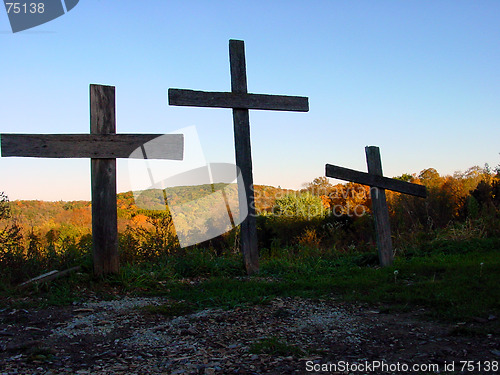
[169,39,309,275]
[90,84,119,275]
[325,146,426,267]
[1,84,184,276]
[365,146,393,267]
[229,40,259,275]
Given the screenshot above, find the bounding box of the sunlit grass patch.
[142,300,195,317]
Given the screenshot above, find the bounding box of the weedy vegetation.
[0,165,499,337]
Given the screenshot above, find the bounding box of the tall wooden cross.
[325,146,426,267]
[1,84,184,275]
[168,39,309,275]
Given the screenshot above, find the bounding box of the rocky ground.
[0,295,498,374]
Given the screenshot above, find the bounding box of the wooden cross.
[1,84,184,275]
[168,39,309,275]
[325,146,426,267]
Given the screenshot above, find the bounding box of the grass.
[142,300,196,317]
[1,238,499,335]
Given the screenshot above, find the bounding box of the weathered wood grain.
[0,134,184,160]
[230,40,248,92]
[325,164,427,197]
[230,39,259,275]
[168,89,309,112]
[18,266,81,289]
[90,84,119,276]
[365,146,393,267]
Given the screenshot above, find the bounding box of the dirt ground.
[0,294,498,374]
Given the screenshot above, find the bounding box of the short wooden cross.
[325,146,426,266]
[169,39,309,275]
[1,84,184,275]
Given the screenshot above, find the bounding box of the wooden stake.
[90,85,119,275]
[229,40,259,275]
[365,146,393,267]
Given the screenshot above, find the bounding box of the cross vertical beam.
[229,40,259,275]
[90,84,119,275]
[365,146,393,267]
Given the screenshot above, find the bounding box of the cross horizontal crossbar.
[168,88,309,112]
[1,134,184,160]
[325,164,427,198]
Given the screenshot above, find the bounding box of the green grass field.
[2,237,498,336]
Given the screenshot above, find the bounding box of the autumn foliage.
[0,164,499,282]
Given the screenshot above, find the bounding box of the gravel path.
[1,296,498,374]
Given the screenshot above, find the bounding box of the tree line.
[0,164,499,282]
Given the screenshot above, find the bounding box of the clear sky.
[1,0,499,201]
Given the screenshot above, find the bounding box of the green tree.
[419,168,441,188]
[274,192,326,219]
[395,173,414,182]
[305,176,332,196]
[0,192,25,281]
[0,192,10,220]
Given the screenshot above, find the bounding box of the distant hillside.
[119,184,293,213]
[9,200,91,228]
[7,184,295,230]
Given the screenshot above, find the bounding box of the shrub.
[273,192,326,219]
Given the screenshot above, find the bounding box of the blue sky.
[1,0,499,200]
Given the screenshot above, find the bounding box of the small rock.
[73,308,94,313]
[25,326,43,331]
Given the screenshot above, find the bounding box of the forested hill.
[7,184,293,229]
[6,165,500,242]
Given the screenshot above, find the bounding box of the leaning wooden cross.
[169,39,309,275]
[325,146,426,267]
[1,84,184,275]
